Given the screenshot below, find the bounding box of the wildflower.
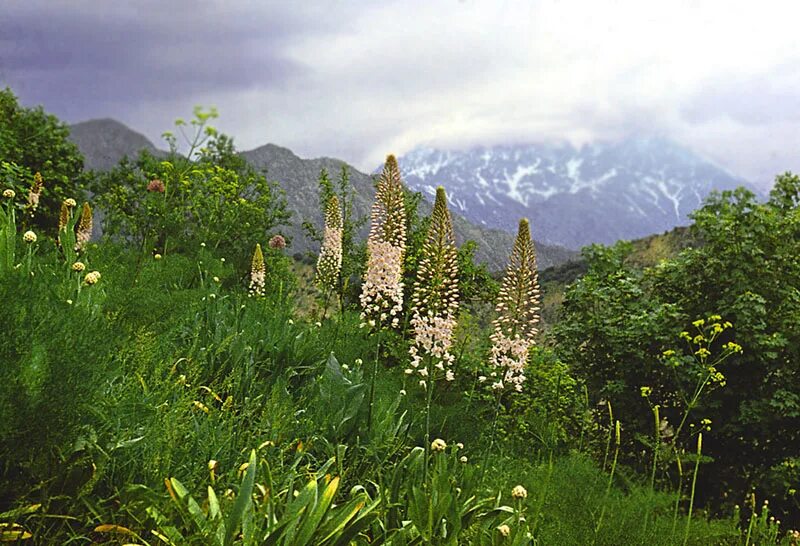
[431,438,447,452]
[66,299,73,305]
[74,203,92,248]
[64,198,77,208]
[488,219,540,393]
[640,386,652,398]
[58,201,70,233]
[249,243,266,297]
[460,456,468,463]
[360,155,407,330]
[512,485,528,499]
[154,253,162,260]
[456,442,464,449]
[408,187,459,383]
[316,195,344,293]
[213,276,220,283]
[23,230,37,243]
[147,179,165,193]
[208,459,219,481]
[72,261,86,272]
[192,400,210,414]
[84,271,101,285]
[27,172,43,210]
[269,234,286,250]
[3,189,14,198]
[399,389,407,396]
[497,524,511,537]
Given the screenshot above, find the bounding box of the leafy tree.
[91,108,290,277]
[0,87,86,229]
[555,176,800,521]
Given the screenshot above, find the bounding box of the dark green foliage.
[0,88,86,229]
[90,110,291,277]
[556,174,800,523]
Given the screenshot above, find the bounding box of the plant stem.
[367,330,382,434]
[683,433,702,546]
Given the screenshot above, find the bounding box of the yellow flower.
[431,438,447,452]
[497,524,511,537]
[72,262,86,272]
[3,189,15,198]
[23,230,37,243]
[83,271,101,285]
[64,198,77,208]
[511,485,528,499]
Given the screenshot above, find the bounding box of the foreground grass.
[0,242,788,544]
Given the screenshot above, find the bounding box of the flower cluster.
[23,230,37,243]
[83,271,101,285]
[72,261,86,272]
[315,195,343,293]
[360,155,407,329]
[27,172,43,211]
[488,218,540,393]
[268,234,286,250]
[249,243,266,297]
[75,202,92,251]
[147,179,165,193]
[3,189,15,199]
[408,187,459,386]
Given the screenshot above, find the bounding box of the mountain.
[70,119,165,171]
[395,139,752,248]
[68,120,576,270]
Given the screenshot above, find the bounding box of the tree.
[0,87,86,229]
[555,176,800,521]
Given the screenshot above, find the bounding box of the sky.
[2,0,800,189]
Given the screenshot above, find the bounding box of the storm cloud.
[2,0,799,188]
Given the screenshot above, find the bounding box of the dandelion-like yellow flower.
[3,189,15,199]
[488,218,541,393]
[72,261,86,272]
[360,155,407,329]
[75,203,93,251]
[315,195,343,293]
[23,230,37,243]
[83,271,101,285]
[409,187,459,382]
[249,243,266,297]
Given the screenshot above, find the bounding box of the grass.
[0,235,792,544]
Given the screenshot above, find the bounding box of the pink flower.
[147,179,165,193]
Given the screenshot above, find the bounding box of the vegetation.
[0,96,798,544]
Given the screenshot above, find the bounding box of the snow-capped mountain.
[395,138,751,248]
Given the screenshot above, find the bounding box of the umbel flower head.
[360,154,407,329]
[409,187,459,384]
[249,243,266,297]
[489,218,541,393]
[3,189,15,199]
[268,234,286,250]
[315,195,343,293]
[75,202,93,251]
[23,230,37,243]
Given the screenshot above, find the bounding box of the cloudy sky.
[2,0,799,188]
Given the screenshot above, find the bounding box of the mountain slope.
[68,121,575,270]
[396,139,751,248]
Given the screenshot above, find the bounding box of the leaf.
[0,523,31,541]
[223,449,256,546]
[294,476,340,546]
[94,524,136,535]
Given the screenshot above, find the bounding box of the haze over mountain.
[396,139,752,248]
[68,119,576,271]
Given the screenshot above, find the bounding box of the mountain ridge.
[395,139,753,248]
[68,119,576,270]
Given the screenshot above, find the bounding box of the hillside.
[69,120,576,270]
